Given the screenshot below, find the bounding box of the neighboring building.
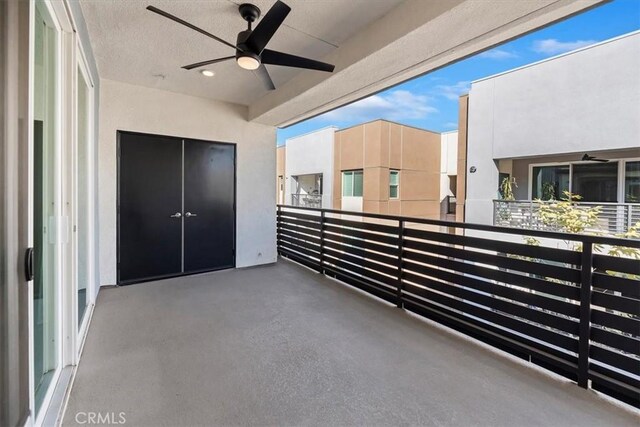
[283,126,336,208]
[277,120,457,219]
[461,31,640,232]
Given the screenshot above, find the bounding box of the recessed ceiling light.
[201,70,215,77]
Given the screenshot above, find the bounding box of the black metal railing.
[276,205,640,408]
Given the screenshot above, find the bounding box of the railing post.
[276,205,281,257]
[396,219,404,308]
[319,210,325,275]
[578,241,593,389]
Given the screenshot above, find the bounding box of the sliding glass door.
[76,64,91,328]
[33,1,60,414]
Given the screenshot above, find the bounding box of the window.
[572,162,618,202]
[389,170,399,198]
[625,161,640,203]
[342,170,363,197]
[532,165,570,200]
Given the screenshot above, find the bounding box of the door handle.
[25,247,34,282]
[170,212,182,218]
[185,212,197,218]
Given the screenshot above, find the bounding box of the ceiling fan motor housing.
[236,30,260,63]
[239,3,261,24]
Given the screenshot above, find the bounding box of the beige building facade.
[333,120,443,218]
[277,119,456,219]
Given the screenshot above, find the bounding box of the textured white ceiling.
[80,0,404,106]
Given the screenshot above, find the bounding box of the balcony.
[493,200,640,235]
[291,193,323,208]
[62,207,639,424]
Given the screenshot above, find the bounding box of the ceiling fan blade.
[261,49,335,72]
[253,64,275,90]
[182,56,235,70]
[244,0,291,54]
[146,5,238,51]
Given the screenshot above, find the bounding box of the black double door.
[118,131,235,284]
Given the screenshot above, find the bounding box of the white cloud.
[319,90,437,122]
[531,38,597,55]
[478,49,518,60]
[434,81,470,101]
[443,122,458,130]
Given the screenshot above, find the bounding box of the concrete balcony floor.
[63,260,638,426]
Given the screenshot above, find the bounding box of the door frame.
[116,130,237,285]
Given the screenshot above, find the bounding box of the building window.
[389,170,399,198]
[342,170,363,197]
[532,165,570,200]
[625,161,640,203]
[572,162,618,202]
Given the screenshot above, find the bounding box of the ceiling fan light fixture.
[200,69,215,77]
[236,53,260,70]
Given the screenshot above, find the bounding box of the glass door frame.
[72,41,96,348]
[29,1,65,423]
[27,0,98,424]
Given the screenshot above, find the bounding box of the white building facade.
[284,126,337,209]
[465,31,640,229]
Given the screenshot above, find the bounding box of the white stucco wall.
[98,79,276,285]
[284,127,336,208]
[440,131,458,201]
[466,31,640,225]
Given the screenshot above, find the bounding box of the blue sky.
[276,0,640,145]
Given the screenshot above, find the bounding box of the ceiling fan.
[581,154,610,162]
[146,1,335,90]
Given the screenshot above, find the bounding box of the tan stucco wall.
[333,120,442,218]
[456,95,469,222]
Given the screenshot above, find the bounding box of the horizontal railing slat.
[277,217,321,230]
[403,248,580,301]
[593,254,640,276]
[589,345,640,375]
[402,259,579,318]
[323,232,400,256]
[403,238,580,283]
[591,310,640,337]
[278,247,320,271]
[323,253,397,288]
[324,247,398,278]
[323,265,397,304]
[590,327,640,356]
[592,273,640,299]
[277,210,322,223]
[325,216,400,235]
[324,223,399,246]
[324,240,397,266]
[278,235,320,253]
[404,227,582,265]
[402,285,578,352]
[403,271,579,335]
[401,297,577,367]
[591,291,639,316]
[278,240,320,260]
[277,222,322,239]
[277,229,322,246]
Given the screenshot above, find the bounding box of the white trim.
[30,1,67,425]
[389,169,400,199]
